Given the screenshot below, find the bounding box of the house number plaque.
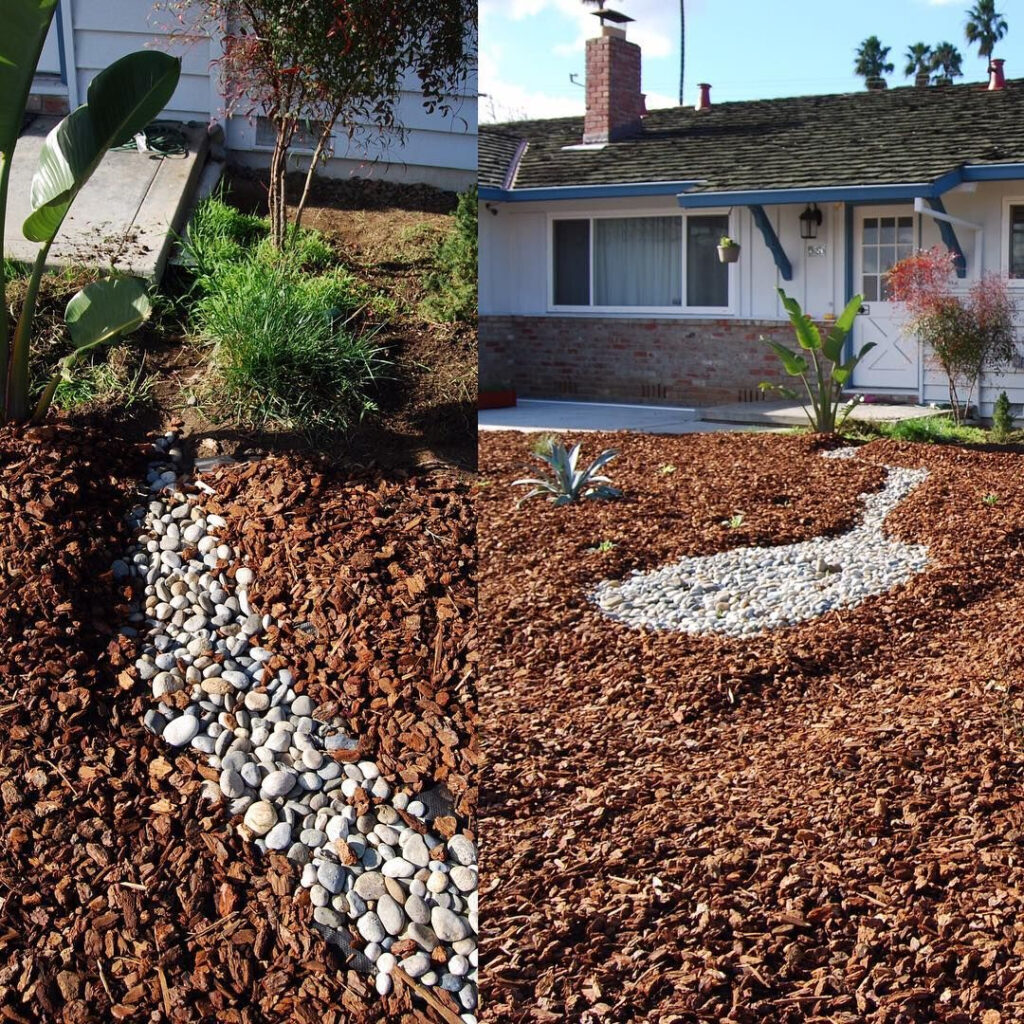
[806,245,826,257]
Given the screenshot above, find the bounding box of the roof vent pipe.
[695,83,711,111]
[989,58,1006,90]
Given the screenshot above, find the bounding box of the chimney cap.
[590,7,634,26]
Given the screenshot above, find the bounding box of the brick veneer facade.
[583,28,644,144]
[479,315,805,406]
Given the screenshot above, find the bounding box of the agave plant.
[760,289,875,435]
[0,0,181,423]
[513,441,622,506]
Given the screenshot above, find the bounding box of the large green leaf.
[766,340,809,377]
[822,294,864,363]
[777,287,821,351]
[0,0,58,172]
[65,277,151,353]
[23,51,180,243]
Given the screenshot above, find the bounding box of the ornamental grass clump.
[513,442,621,507]
[888,248,1017,424]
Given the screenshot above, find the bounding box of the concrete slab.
[479,399,771,434]
[5,117,209,282]
[699,400,947,427]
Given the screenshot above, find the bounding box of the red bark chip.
[0,422,474,1024]
[479,429,1024,1023]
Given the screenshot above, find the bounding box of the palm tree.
[931,41,964,84]
[965,0,1008,67]
[854,36,894,89]
[904,42,933,85]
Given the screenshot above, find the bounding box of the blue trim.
[926,196,967,278]
[479,181,702,203]
[55,1,68,87]
[678,182,949,207]
[962,163,1024,182]
[749,205,792,281]
[844,203,854,365]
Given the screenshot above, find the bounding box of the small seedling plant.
[760,289,875,434]
[983,492,1001,507]
[513,441,622,507]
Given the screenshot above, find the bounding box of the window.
[861,215,913,301]
[686,215,729,307]
[553,220,590,305]
[551,213,730,311]
[1010,205,1024,279]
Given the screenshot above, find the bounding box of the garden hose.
[111,120,191,157]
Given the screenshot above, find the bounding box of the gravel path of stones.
[594,449,930,636]
[114,435,478,1018]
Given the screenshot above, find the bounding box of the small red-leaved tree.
[888,247,1018,423]
[164,0,476,247]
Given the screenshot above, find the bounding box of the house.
[28,0,477,192]
[479,15,1024,416]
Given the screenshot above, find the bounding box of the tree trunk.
[291,113,339,243]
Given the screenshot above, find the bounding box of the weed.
[591,539,616,553]
[983,492,1000,506]
[875,415,988,445]
[530,432,561,457]
[659,463,676,475]
[52,352,153,411]
[183,193,267,290]
[722,512,745,529]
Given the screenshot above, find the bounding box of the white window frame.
[1001,196,1024,285]
[546,207,737,316]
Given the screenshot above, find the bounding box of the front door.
[851,207,918,393]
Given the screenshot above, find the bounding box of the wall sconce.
[485,203,499,216]
[799,203,823,240]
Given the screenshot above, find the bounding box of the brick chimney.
[583,26,645,144]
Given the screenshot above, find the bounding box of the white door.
[851,207,919,393]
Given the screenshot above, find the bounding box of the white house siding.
[479,196,838,321]
[70,0,215,123]
[65,0,476,190]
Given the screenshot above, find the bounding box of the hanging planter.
[717,236,741,263]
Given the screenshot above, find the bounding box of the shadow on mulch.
[0,415,474,1024]
[479,429,1024,1023]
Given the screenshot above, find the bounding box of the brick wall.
[479,315,805,406]
[583,29,644,144]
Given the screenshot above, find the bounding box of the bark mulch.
[479,429,1024,1024]
[0,424,475,1024]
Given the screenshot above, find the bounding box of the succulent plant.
[513,442,622,507]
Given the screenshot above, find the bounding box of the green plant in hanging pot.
[0,0,180,424]
[717,236,741,263]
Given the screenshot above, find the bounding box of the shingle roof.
[481,80,1024,193]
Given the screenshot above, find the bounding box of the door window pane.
[1010,205,1024,279]
[553,220,590,305]
[863,247,879,273]
[897,218,913,244]
[594,217,682,306]
[863,276,878,301]
[686,214,729,307]
[863,218,878,245]
[879,245,897,272]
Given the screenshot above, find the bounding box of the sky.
[479,0,1020,123]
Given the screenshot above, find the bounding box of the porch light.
[799,203,823,240]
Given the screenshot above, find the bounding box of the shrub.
[993,390,1013,440]
[421,186,477,324]
[760,288,875,434]
[889,248,1018,424]
[194,259,387,436]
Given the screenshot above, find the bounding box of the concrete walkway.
[479,398,946,434]
[479,399,769,434]
[5,116,209,282]
[701,400,945,427]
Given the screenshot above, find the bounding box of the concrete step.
[699,400,946,427]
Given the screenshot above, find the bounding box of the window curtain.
[594,217,682,307]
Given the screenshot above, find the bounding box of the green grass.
[182,193,393,438]
[52,356,154,411]
[194,258,386,437]
[871,415,990,445]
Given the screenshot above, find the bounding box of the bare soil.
[478,429,1024,1023]
[0,418,476,1024]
